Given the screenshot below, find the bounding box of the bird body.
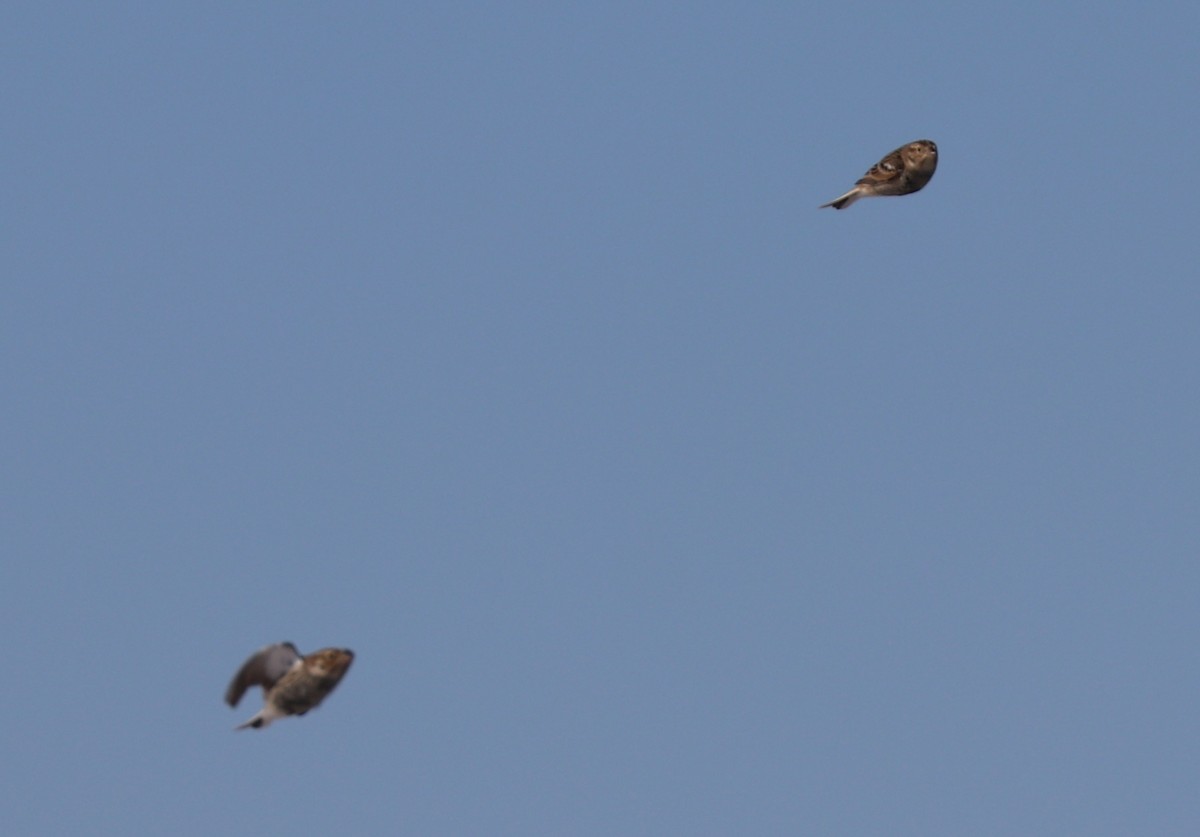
[821,139,938,210]
[225,643,354,730]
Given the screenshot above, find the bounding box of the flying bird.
[225,642,354,730]
[820,139,938,210]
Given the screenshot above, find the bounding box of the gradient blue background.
[5,3,1199,834]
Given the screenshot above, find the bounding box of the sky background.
[4,3,1200,834]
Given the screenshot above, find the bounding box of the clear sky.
[5,3,1200,834]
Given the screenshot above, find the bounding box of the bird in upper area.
[820,139,938,210]
[225,642,354,730]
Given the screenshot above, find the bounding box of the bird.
[820,139,938,210]
[225,642,354,730]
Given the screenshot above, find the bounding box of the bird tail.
[820,187,861,210]
[234,712,267,731]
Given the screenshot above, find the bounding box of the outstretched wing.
[225,642,301,707]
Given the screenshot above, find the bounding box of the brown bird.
[820,139,938,210]
[225,642,354,730]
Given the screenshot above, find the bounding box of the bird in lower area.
[225,642,354,730]
[820,139,938,210]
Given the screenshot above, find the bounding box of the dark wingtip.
[224,683,243,708]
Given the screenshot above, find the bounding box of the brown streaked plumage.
[821,139,938,210]
[225,642,354,730]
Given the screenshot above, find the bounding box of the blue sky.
[5,3,1200,834]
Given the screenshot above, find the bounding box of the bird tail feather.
[820,188,861,210]
[234,712,267,731]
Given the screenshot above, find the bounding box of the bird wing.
[224,642,302,707]
[856,146,907,187]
